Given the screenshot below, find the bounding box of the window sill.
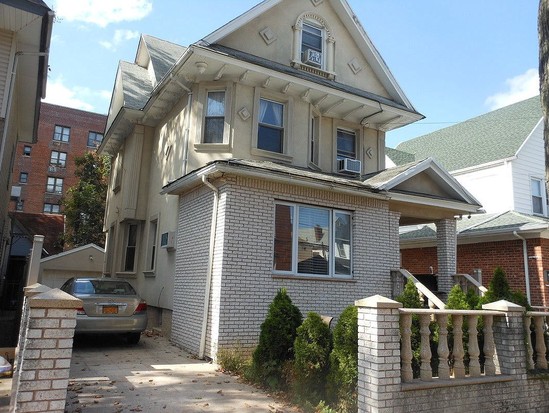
[115,271,137,279]
[251,148,293,163]
[290,60,335,80]
[272,274,356,283]
[194,143,231,152]
[143,270,155,278]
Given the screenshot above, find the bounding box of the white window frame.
[145,217,159,273]
[194,82,233,151]
[309,107,321,170]
[251,88,293,162]
[530,177,547,216]
[301,21,324,69]
[122,223,139,273]
[272,202,352,279]
[333,121,361,173]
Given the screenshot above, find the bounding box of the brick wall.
[9,103,106,214]
[171,174,401,358]
[401,238,549,307]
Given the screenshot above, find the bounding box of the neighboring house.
[389,96,549,307]
[100,0,481,358]
[0,0,53,306]
[393,96,545,216]
[9,103,107,215]
[39,243,105,289]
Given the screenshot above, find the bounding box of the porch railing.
[392,269,446,309]
[525,310,549,370]
[453,273,487,296]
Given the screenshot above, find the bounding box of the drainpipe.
[513,231,531,304]
[199,175,219,359]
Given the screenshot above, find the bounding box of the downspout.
[199,175,219,359]
[513,231,531,304]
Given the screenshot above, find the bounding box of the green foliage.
[396,278,423,309]
[61,152,110,248]
[327,305,357,413]
[292,312,332,405]
[481,267,531,310]
[217,346,252,376]
[446,285,470,310]
[252,289,302,389]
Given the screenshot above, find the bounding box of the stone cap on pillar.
[355,295,402,309]
[24,283,51,298]
[482,300,524,312]
[29,288,82,309]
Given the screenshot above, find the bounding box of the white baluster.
[524,315,534,371]
[534,315,548,370]
[400,313,413,383]
[436,314,450,379]
[419,313,432,381]
[452,314,465,378]
[483,315,496,376]
[468,315,480,377]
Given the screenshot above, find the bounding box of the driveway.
[65,333,300,413]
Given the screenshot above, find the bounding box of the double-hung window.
[46,177,63,194]
[273,203,352,278]
[87,131,104,148]
[124,224,138,272]
[337,129,356,160]
[53,125,70,142]
[204,91,225,143]
[146,219,158,271]
[258,98,284,153]
[531,178,545,215]
[19,172,28,183]
[301,22,323,68]
[50,151,67,167]
[43,203,60,214]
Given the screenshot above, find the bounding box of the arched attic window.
[292,13,335,79]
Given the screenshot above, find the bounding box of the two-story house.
[100,0,481,358]
[389,96,549,307]
[0,0,53,305]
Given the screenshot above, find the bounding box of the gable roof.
[136,35,187,85]
[385,147,415,165]
[396,96,542,172]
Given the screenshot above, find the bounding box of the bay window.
[273,203,352,277]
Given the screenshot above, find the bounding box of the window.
[16,200,24,211]
[258,98,284,153]
[146,219,158,271]
[53,125,70,142]
[203,91,225,143]
[309,112,320,168]
[337,129,356,160]
[531,178,545,215]
[87,131,103,148]
[46,177,63,194]
[43,203,60,214]
[301,22,323,68]
[124,224,138,272]
[23,146,31,156]
[112,152,123,192]
[19,172,28,183]
[50,151,67,167]
[273,203,352,277]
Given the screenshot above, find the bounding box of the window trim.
[50,150,67,167]
[333,121,362,173]
[23,146,31,156]
[122,223,139,273]
[43,203,60,214]
[530,177,547,216]
[53,125,71,143]
[251,88,293,162]
[19,172,28,184]
[309,107,321,170]
[272,201,353,279]
[46,176,63,194]
[145,216,159,273]
[194,82,233,152]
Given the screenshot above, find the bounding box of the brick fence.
[9,283,81,413]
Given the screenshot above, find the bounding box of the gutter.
[513,231,531,304]
[199,176,219,359]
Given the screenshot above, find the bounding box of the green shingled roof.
[385,147,415,165]
[396,96,542,171]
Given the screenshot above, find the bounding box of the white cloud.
[43,76,110,113]
[100,29,139,51]
[53,0,152,28]
[485,68,539,110]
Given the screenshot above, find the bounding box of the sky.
[42,0,540,148]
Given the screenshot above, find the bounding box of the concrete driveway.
[65,333,300,413]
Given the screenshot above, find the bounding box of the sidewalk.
[65,333,300,413]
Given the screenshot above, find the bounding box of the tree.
[62,152,110,248]
[539,0,549,188]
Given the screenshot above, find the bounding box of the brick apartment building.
[9,103,107,214]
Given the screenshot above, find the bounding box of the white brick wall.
[171,174,401,358]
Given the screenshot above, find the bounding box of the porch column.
[436,218,456,294]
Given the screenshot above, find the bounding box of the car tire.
[127,332,141,345]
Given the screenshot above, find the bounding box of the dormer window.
[301,23,323,68]
[292,13,335,79]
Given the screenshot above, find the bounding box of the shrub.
[481,267,531,310]
[252,288,302,389]
[217,346,252,376]
[327,305,358,413]
[292,312,333,406]
[396,279,422,377]
[446,284,471,310]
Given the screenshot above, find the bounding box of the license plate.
[102,305,118,314]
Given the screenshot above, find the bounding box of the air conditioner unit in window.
[303,48,322,67]
[160,231,175,250]
[48,165,57,173]
[10,186,21,199]
[338,158,361,174]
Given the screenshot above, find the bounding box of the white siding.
[0,29,14,118]
[454,162,514,214]
[511,120,546,216]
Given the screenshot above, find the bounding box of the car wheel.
[127,332,141,345]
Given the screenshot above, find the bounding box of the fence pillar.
[436,218,457,294]
[482,300,527,378]
[10,285,81,413]
[356,295,402,413]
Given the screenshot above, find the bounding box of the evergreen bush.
[327,305,358,413]
[395,278,423,377]
[292,312,333,406]
[251,288,302,389]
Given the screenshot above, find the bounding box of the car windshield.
[73,280,136,295]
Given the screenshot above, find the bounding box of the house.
[389,96,549,307]
[100,0,481,358]
[0,0,53,309]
